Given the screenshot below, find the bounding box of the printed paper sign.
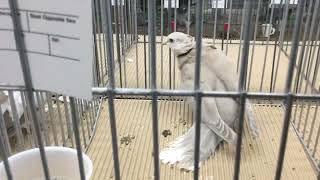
[164,0,179,8]
[111,0,124,6]
[212,0,227,8]
[271,0,298,4]
[0,0,94,100]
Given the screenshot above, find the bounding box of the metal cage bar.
[193,0,205,178]
[233,0,254,179]
[148,0,160,178]
[8,0,51,178]
[69,97,86,180]
[0,106,13,180]
[275,0,306,179]
[247,0,262,90]
[102,0,121,179]
[259,0,276,92]
[271,0,290,92]
[225,0,233,55]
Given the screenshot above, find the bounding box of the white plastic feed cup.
[261,24,275,38]
[0,146,93,180]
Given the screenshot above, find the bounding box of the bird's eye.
[169,38,174,43]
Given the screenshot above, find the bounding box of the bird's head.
[163,32,195,56]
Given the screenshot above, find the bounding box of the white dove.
[160,32,259,171]
[0,91,50,123]
[0,91,8,105]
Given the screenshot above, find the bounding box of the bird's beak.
[162,39,169,45]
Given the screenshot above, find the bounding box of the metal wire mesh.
[1,0,320,179]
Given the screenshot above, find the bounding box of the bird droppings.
[120,135,135,145]
[180,168,191,173]
[162,129,172,137]
[249,143,253,149]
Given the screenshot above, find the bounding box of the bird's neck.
[177,49,196,70]
[177,48,193,58]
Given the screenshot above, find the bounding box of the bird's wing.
[179,52,238,144]
[203,47,238,91]
[203,48,259,138]
[199,82,238,145]
[245,99,260,137]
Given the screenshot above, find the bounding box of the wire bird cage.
[1,0,320,179]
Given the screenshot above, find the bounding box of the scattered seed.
[162,129,172,137]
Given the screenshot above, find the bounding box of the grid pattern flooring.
[87,100,317,179]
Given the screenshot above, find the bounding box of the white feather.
[160,32,259,171]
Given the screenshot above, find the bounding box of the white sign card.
[212,0,227,9]
[0,0,94,100]
[271,0,298,4]
[164,0,179,8]
[111,0,124,6]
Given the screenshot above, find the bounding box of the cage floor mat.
[87,99,316,179]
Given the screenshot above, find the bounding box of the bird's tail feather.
[160,123,222,171]
[245,99,260,138]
